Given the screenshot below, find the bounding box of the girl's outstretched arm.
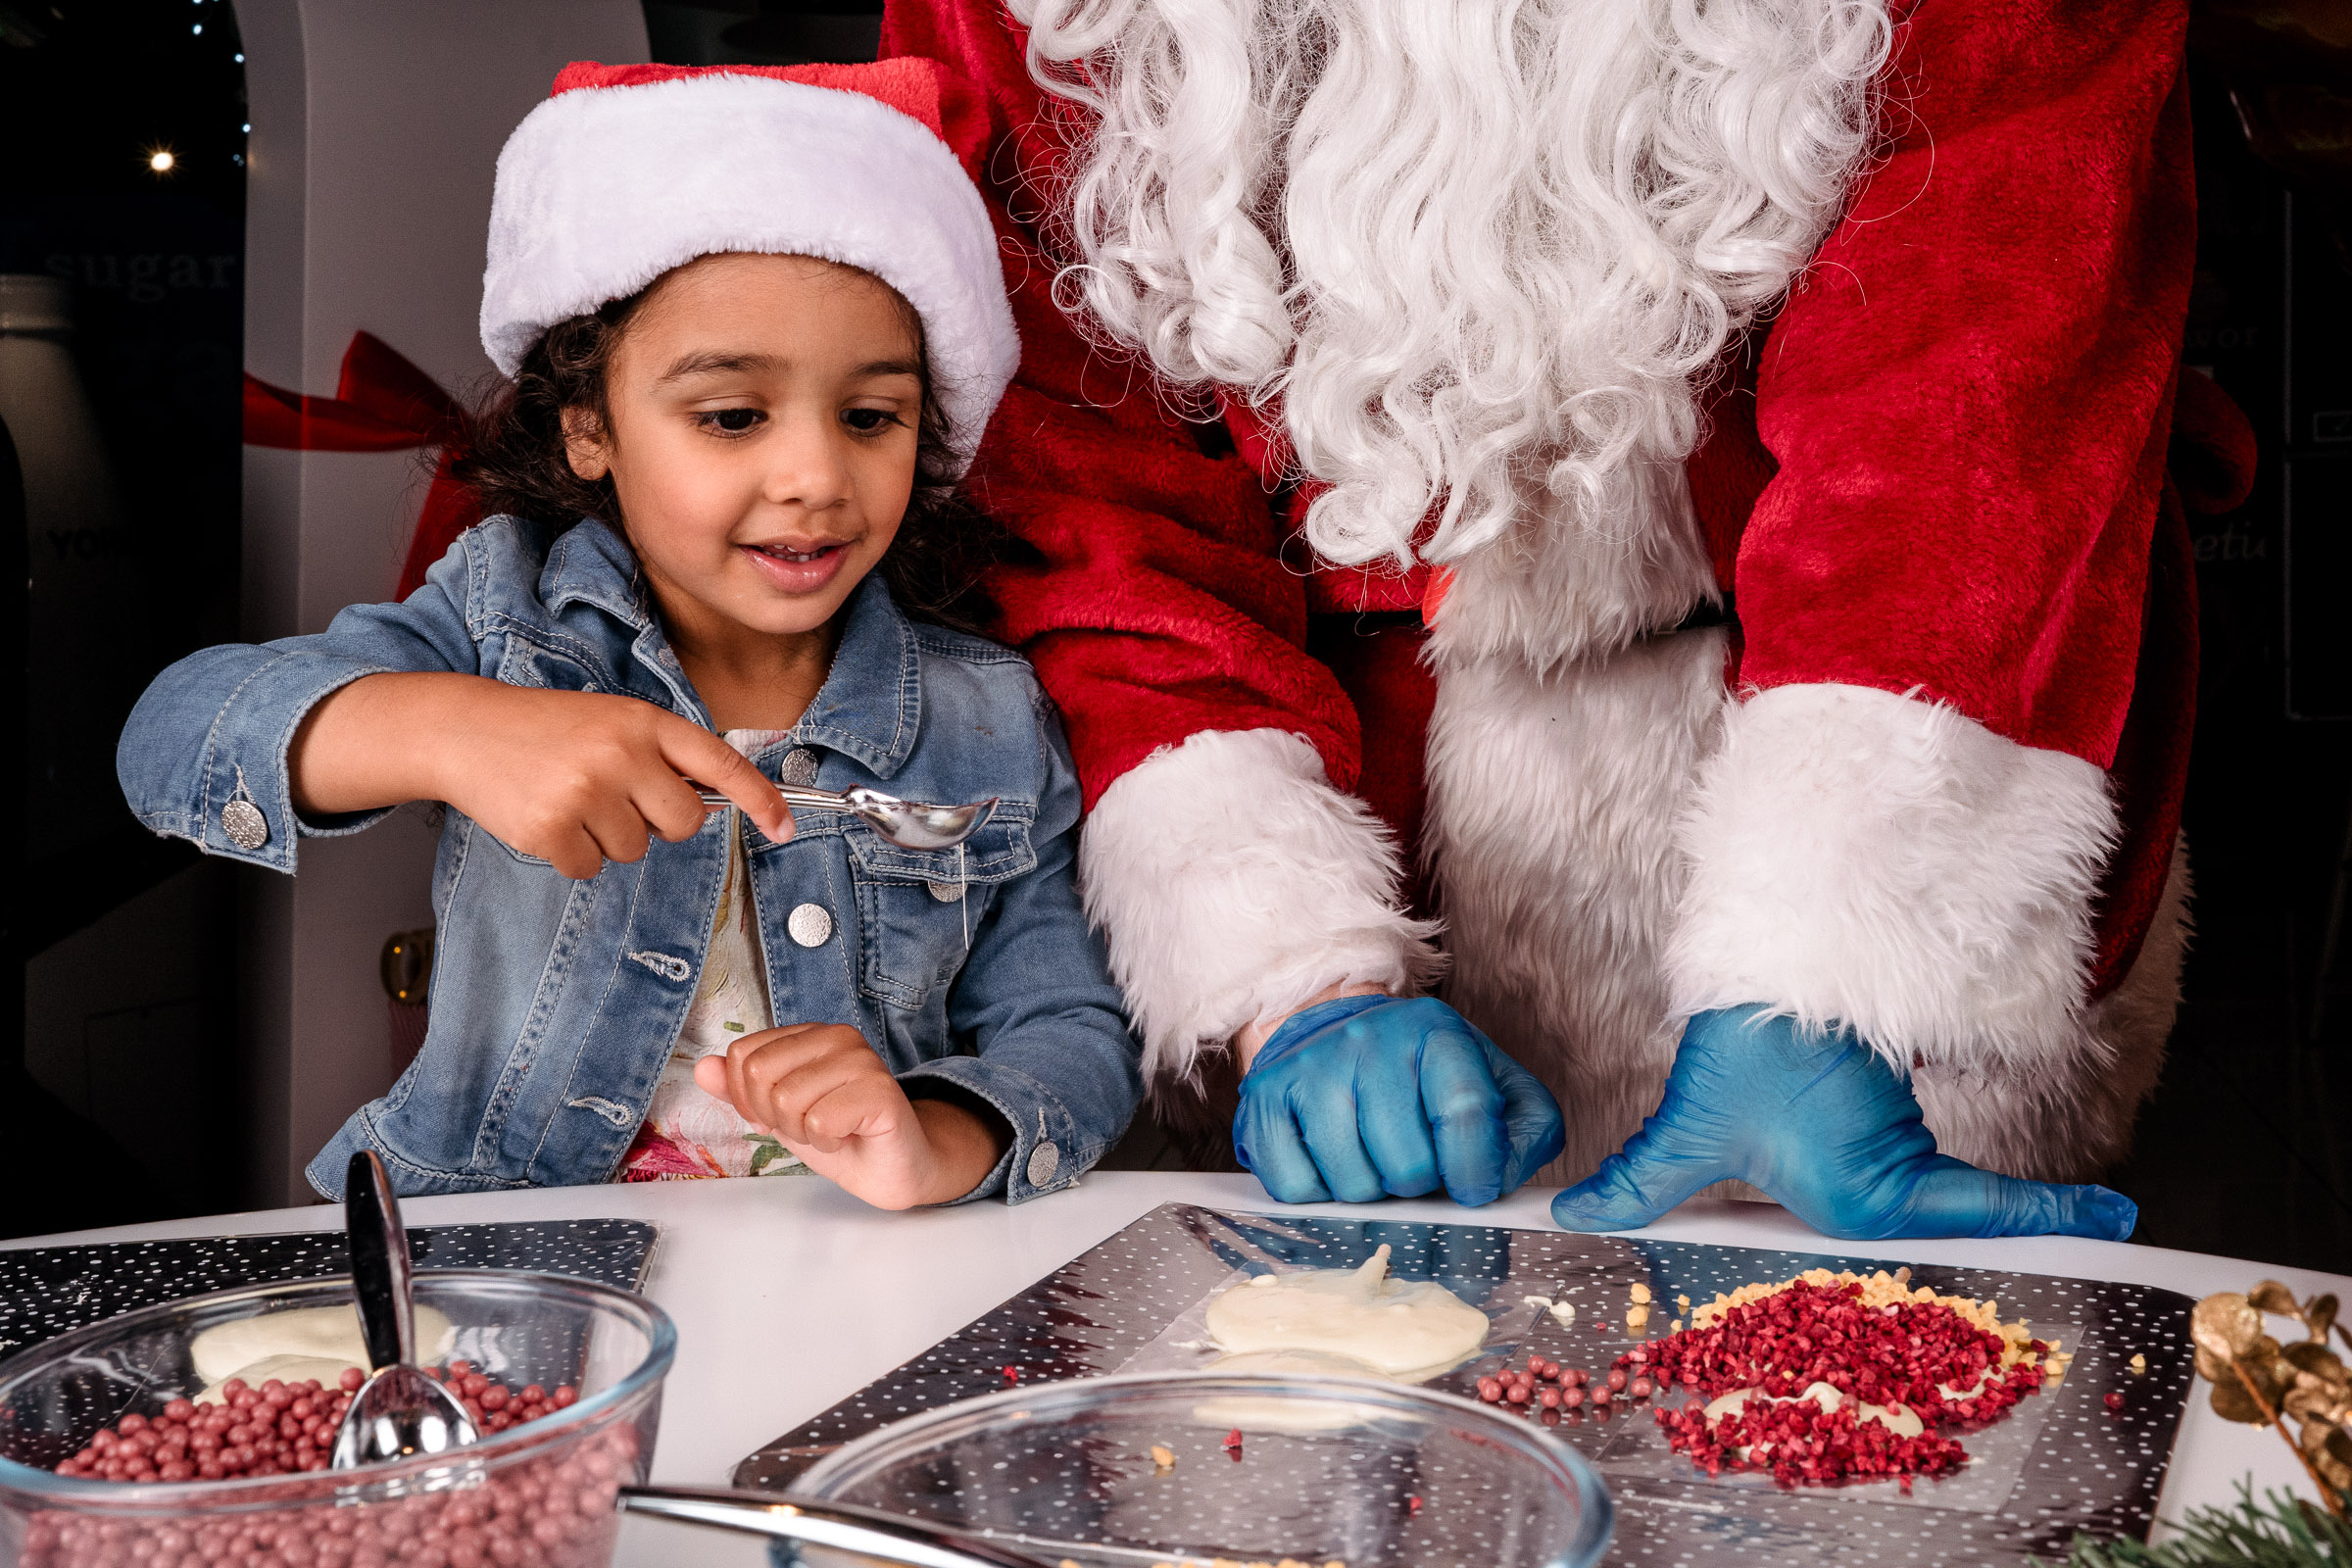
[290,674,791,879]
[118,522,790,876]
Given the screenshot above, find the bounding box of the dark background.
[2,0,2346,1271]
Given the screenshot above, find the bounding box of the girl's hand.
[694,1025,1009,1208]
[288,672,794,879]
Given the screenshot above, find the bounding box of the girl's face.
[566,252,923,646]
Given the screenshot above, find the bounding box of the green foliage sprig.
[2055,1480,2352,1568]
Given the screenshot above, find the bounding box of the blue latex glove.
[1235,995,1566,1206]
[1551,1006,2138,1241]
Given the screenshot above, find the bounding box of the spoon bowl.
[330,1152,481,1469]
[331,1364,478,1470]
[835,786,995,852]
[695,781,995,851]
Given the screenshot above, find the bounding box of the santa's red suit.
[876,0,2254,1188]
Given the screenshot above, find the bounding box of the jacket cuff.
[161,651,400,870]
[1666,682,2117,1077]
[900,1056,1098,1204]
[1077,728,1444,1095]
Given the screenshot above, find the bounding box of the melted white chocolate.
[188,1303,455,1402]
[1203,1245,1491,1377]
[1705,1380,1927,1457]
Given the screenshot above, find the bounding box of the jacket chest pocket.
[847,808,1035,1010]
[495,638,604,693]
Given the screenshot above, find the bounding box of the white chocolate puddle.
[1704,1380,1928,1461]
[1202,1245,1491,1380]
[188,1303,454,1404]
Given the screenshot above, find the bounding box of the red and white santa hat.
[480,58,1017,472]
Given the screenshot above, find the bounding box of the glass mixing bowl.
[792,1371,1614,1568]
[0,1270,673,1568]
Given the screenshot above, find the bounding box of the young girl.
[117,59,1142,1207]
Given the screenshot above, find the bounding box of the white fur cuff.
[1666,683,2118,1077]
[1079,728,1444,1091]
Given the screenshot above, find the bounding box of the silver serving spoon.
[693,780,996,852]
[329,1151,479,1469]
[615,1485,1055,1568]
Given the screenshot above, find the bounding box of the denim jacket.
[118,517,1142,1201]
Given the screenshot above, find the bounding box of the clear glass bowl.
[794,1372,1614,1568]
[0,1270,674,1568]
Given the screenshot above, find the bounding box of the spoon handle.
[690,782,858,812]
[615,1486,1054,1568]
[344,1150,415,1373]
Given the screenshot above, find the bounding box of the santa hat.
[480,58,1017,471]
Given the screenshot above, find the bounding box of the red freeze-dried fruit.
[1638,1279,2047,1493]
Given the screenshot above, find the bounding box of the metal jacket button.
[221,798,269,850]
[787,903,833,948]
[1026,1141,1060,1188]
[778,749,819,786]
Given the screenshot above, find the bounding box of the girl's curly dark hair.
[450,282,1010,636]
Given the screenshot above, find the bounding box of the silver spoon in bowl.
[329,1151,478,1469]
[692,780,996,852]
[616,1485,1056,1567]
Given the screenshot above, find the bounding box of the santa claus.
[878,0,2244,1238]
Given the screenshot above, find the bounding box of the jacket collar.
[541,517,650,625]
[792,572,921,779]
[539,518,919,780]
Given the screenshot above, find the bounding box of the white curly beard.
[1014,0,1892,569]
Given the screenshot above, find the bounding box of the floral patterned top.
[619,730,812,1182]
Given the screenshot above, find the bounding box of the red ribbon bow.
[241,331,483,600]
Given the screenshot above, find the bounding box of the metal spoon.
[616,1485,1054,1567]
[693,780,996,852]
[329,1151,479,1469]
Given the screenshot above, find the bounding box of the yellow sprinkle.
[2129,1353,2146,1374]
[1630,1283,1652,1304]
[1670,1319,1684,1334]
[1151,1444,1176,1469]
[1676,1295,1690,1310]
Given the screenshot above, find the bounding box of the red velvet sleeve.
[1739,0,2194,771]
[881,0,1363,810]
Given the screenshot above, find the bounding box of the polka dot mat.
[0,1220,658,1367]
[737,1204,2193,1565]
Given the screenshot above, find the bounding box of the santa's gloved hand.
[1235,995,1565,1206]
[1550,1006,2137,1241]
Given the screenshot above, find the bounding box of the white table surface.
[10,1172,2345,1564]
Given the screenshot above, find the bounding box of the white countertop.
[10,1172,2345,1563]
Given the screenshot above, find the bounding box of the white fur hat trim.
[480,71,1017,469]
